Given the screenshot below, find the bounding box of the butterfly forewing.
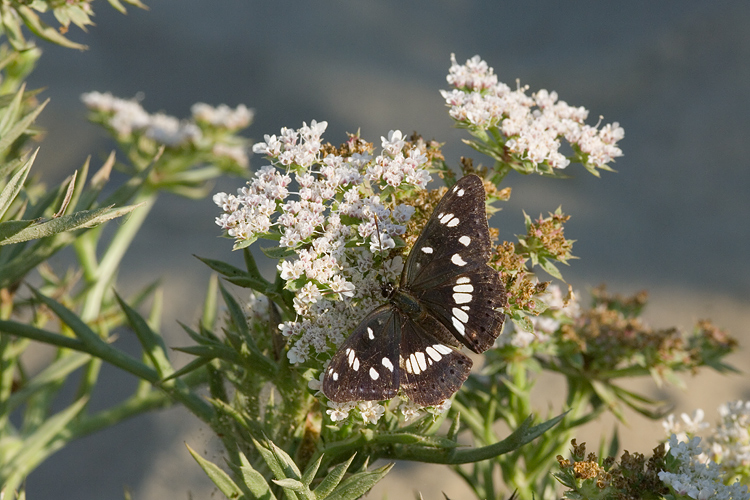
[403,175,506,353]
[322,305,400,403]
[399,317,473,406]
[403,175,492,291]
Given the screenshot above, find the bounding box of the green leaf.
[0,95,48,155]
[312,454,356,499]
[0,219,34,241]
[201,273,219,332]
[272,478,306,492]
[0,149,35,220]
[538,258,564,281]
[186,444,245,499]
[301,454,323,488]
[234,452,277,500]
[16,6,88,50]
[232,234,258,251]
[4,351,90,413]
[160,356,212,382]
[195,255,270,291]
[0,204,140,245]
[0,397,88,492]
[115,292,172,377]
[260,244,296,260]
[325,463,394,500]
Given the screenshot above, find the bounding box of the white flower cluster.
[659,435,750,500]
[81,92,250,166]
[191,102,254,130]
[712,401,750,469]
[215,122,431,367]
[497,284,580,349]
[441,54,624,171]
[663,401,750,494]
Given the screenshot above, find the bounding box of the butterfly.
[322,174,507,407]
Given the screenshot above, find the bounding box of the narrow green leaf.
[272,478,306,492]
[0,219,33,242]
[219,282,256,349]
[4,352,90,413]
[301,454,323,488]
[161,356,212,382]
[0,204,140,245]
[195,255,270,291]
[0,81,26,133]
[186,444,245,500]
[53,170,78,218]
[260,244,296,259]
[16,6,88,50]
[0,149,35,220]
[312,454,356,499]
[325,463,394,500]
[29,287,101,346]
[0,97,48,155]
[252,437,301,481]
[231,234,257,251]
[1,8,33,51]
[201,273,219,332]
[251,438,301,500]
[233,452,277,500]
[0,397,88,487]
[538,258,564,281]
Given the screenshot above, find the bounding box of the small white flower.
[326,401,355,422]
[358,401,386,425]
[400,399,422,420]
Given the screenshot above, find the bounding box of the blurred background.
[23,1,750,498]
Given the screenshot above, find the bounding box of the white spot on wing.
[457,188,465,197]
[453,292,472,304]
[439,213,454,225]
[332,372,339,381]
[453,284,474,293]
[347,350,355,366]
[405,358,413,373]
[367,327,374,340]
[415,352,427,372]
[452,316,466,335]
[453,307,469,323]
[434,344,453,355]
[456,276,471,284]
[451,254,467,266]
[459,235,471,246]
[382,357,394,371]
[409,353,421,374]
[425,346,442,361]
[447,217,460,227]
[353,357,360,371]
[421,246,433,254]
[369,367,379,380]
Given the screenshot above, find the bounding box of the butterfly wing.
[322,305,401,403]
[402,175,492,290]
[403,175,507,353]
[399,314,473,406]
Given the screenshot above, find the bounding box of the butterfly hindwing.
[322,305,400,403]
[417,266,507,353]
[399,316,473,406]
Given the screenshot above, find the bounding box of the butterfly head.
[380,281,395,299]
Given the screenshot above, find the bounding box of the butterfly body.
[323,175,506,407]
